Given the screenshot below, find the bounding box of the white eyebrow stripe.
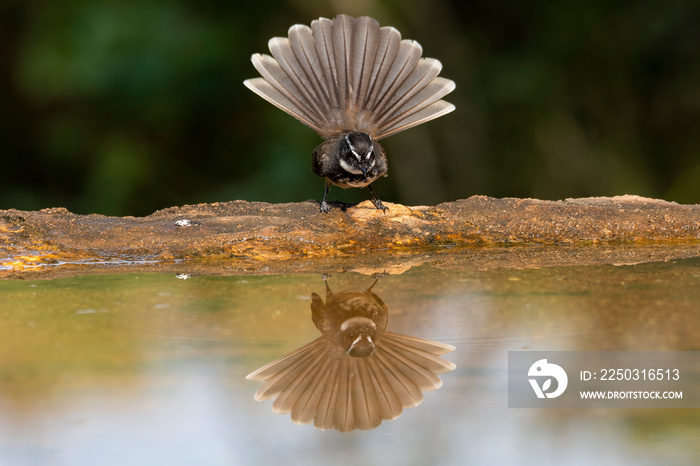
[340,316,375,332]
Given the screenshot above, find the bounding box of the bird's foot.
[319,201,331,213]
[372,198,389,213]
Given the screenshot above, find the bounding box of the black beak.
[361,165,368,177]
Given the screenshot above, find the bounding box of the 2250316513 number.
[600,368,680,381]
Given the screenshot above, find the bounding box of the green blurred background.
[2,0,699,216]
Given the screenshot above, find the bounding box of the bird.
[310,276,388,358]
[244,15,456,212]
[246,276,456,432]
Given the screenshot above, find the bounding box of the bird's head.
[340,316,377,357]
[339,132,377,178]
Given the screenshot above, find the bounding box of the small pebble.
[175,219,202,227]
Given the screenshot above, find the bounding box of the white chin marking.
[339,158,364,175]
[350,334,374,351]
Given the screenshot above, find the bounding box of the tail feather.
[382,332,457,375]
[245,15,454,139]
[313,359,341,430]
[372,346,425,409]
[361,26,402,112]
[268,37,329,119]
[310,17,340,109]
[246,53,325,132]
[378,100,456,139]
[333,356,354,432]
[247,332,455,431]
[369,41,424,121]
[374,58,443,127]
[259,344,326,403]
[288,24,332,111]
[289,353,334,424]
[366,353,404,420]
[271,348,328,415]
[381,331,456,355]
[331,15,352,109]
[246,337,326,401]
[375,337,445,391]
[348,16,379,113]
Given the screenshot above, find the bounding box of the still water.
[1,257,699,465]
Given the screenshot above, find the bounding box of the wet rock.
[1,195,699,278]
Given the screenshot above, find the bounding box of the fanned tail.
[244,15,455,140]
[246,332,456,431]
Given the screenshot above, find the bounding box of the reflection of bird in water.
[246,277,456,432]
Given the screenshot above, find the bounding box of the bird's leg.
[366,278,380,293]
[321,273,333,300]
[319,180,332,213]
[367,184,388,212]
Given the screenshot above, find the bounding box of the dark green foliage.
[2,0,699,215]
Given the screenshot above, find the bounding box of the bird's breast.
[330,175,379,189]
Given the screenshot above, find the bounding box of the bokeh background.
[2,0,699,216]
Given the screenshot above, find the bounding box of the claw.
[367,184,388,213]
[372,198,389,212]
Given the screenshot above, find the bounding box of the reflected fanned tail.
[247,331,455,431]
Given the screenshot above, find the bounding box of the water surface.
[1,258,699,465]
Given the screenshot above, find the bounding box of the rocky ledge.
[1,195,699,278]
